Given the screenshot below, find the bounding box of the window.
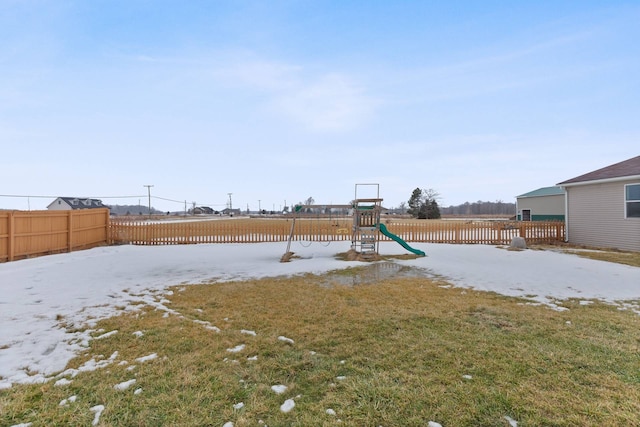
[626,184,640,218]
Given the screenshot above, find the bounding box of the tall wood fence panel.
[0,209,110,262]
[109,218,565,246]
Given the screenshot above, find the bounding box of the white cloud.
[271,73,377,132]
[215,57,378,132]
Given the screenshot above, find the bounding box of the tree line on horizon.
[401,188,515,218]
[440,200,516,216]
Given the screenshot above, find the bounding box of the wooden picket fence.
[0,209,110,262]
[1,214,565,263]
[108,218,565,246]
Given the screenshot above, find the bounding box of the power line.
[0,194,146,199]
[0,193,228,208]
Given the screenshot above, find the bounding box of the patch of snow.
[134,387,143,395]
[271,384,288,394]
[227,344,246,353]
[90,404,105,426]
[94,330,118,340]
[504,415,518,426]
[241,329,257,336]
[462,374,473,380]
[54,378,72,387]
[233,402,244,409]
[135,353,157,363]
[280,398,295,413]
[326,408,337,416]
[114,378,136,391]
[132,330,144,337]
[59,395,77,406]
[428,422,442,427]
[278,336,294,344]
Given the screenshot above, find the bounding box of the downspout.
[561,186,569,242]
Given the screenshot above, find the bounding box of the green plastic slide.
[378,223,426,256]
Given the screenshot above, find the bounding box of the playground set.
[281,184,426,262]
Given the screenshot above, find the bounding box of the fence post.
[106,209,112,244]
[557,222,563,242]
[8,211,15,262]
[67,210,74,252]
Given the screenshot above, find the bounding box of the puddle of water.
[321,262,428,287]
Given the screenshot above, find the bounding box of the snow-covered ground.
[1,241,639,391]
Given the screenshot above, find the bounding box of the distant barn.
[516,186,565,221]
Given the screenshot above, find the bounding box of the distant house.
[192,206,214,215]
[222,208,242,217]
[557,155,640,252]
[47,197,107,211]
[516,186,565,221]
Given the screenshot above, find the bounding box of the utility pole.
[143,185,154,217]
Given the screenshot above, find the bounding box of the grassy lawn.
[532,244,640,268]
[2,269,640,426]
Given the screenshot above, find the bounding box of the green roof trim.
[517,186,565,198]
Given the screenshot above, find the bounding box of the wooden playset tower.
[351,184,383,258]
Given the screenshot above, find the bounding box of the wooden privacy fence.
[109,218,565,246]
[0,209,110,262]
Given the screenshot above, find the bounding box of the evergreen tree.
[407,188,423,217]
[407,188,441,219]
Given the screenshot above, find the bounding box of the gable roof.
[50,197,106,209]
[557,155,640,186]
[517,186,565,198]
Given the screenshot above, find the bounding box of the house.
[557,155,640,252]
[47,197,107,211]
[516,186,565,221]
[191,206,214,215]
[222,208,242,217]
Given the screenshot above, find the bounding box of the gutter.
[559,174,640,187]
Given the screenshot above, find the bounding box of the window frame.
[624,183,640,219]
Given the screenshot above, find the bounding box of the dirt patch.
[342,249,383,262]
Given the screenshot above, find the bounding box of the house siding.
[47,198,72,210]
[516,194,565,221]
[566,180,640,251]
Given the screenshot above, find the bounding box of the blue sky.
[1,1,639,212]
